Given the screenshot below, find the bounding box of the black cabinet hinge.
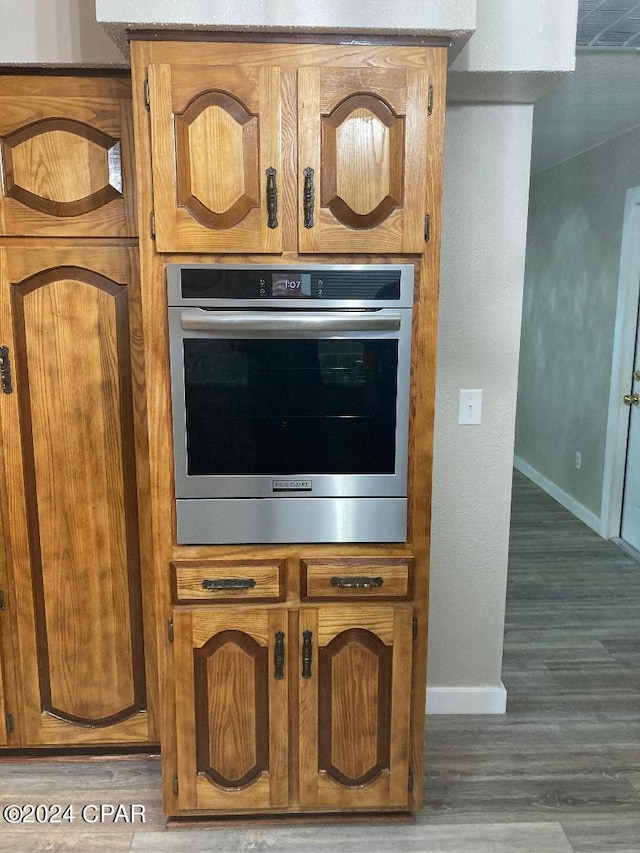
[0,589,5,611]
[412,616,418,641]
[6,713,14,734]
[150,211,156,241]
[172,774,179,796]
[144,79,150,111]
[408,768,414,791]
[167,618,174,643]
[424,213,431,243]
[427,84,434,116]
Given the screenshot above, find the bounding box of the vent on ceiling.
[577,0,640,47]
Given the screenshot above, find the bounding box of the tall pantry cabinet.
[130,37,446,821]
[0,75,157,747]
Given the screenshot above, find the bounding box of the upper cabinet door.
[148,64,282,253]
[0,77,136,238]
[298,67,430,254]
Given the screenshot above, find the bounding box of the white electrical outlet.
[458,389,482,425]
[575,451,581,470]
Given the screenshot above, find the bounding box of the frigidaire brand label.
[272,480,312,491]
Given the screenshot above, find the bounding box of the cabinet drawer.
[301,557,412,600]
[171,559,286,603]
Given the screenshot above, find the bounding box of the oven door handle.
[180,310,402,333]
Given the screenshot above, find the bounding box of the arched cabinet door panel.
[298,604,413,809]
[173,607,289,811]
[0,246,152,746]
[0,76,136,238]
[297,67,431,254]
[147,63,282,254]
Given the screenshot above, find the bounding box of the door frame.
[601,185,640,539]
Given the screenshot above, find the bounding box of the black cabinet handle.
[201,578,256,591]
[0,346,12,394]
[330,576,384,589]
[303,167,315,229]
[274,631,285,679]
[302,629,313,679]
[266,167,278,229]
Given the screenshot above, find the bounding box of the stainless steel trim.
[180,309,401,333]
[176,498,408,544]
[167,263,415,309]
[168,304,411,500]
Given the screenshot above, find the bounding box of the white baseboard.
[513,456,601,535]
[426,683,507,714]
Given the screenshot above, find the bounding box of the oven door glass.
[183,338,398,476]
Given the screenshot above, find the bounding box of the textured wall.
[0,0,125,65]
[428,103,534,689]
[516,126,640,517]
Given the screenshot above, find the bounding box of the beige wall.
[0,0,124,65]
[429,103,533,700]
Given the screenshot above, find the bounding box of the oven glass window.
[183,339,398,475]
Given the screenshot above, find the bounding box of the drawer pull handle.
[330,576,384,589]
[274,631,285,680]
[201,578,257,591]
[302,630,313,679]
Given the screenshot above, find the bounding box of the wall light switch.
[459,389,482,425]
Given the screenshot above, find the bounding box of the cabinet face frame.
[0,246,153,746]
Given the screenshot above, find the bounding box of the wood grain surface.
[0,75,136,238]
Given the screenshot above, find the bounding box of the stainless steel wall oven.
[167,264,414,544]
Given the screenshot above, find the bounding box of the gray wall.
[516,126,640,518]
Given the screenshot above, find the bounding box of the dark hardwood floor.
[0,470,638,851]
[424,470,640,851]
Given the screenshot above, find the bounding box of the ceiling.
[531,1,640,173]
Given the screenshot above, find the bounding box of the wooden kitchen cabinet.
[0,245,155,746]
[173,607,289,811]
[172,601,413,813]
[148,63,282,254]
[142,44,442,254]
[129,37,445,822]
[0,76,137,238]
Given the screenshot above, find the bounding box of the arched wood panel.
[11,266,146,728]
[2,118,122,218]
[175,92,259,229]
[318,627,391,787]
[194,629,268,789]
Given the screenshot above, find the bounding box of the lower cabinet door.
[0,247,152,746]
[173,607,289,811]
[298,604,414,809]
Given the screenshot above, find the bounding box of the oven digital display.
[269,272,311,297]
